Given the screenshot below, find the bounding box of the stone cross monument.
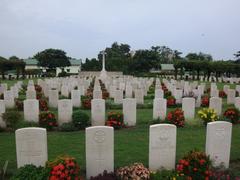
[99,51,108,80]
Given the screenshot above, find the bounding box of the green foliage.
[150,170,177,180]
[59,122,77,132]
[82,58,101,71]
[10,164,48,180]
[72,110,90,130]
[34,49,71,69]
[90,170,116,180]
[2,110,22,129]
[99,42,131,73]
[58,71,68,77]
[16,121,39,129]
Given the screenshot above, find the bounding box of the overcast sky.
[0,0,239,61]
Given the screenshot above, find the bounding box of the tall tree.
[186,52,212,61]
[234,51,240,62]
[98,42,131,73]
[9,56,20,61]
[34,49,71,70]
[82,58,101,71]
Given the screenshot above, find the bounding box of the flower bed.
[166,108,185,127]
[224,107,240,124]
[201,96,209,107]
[198,108,218,125]
[15,99,23,111]
[219,90,227,98]
[116,163,150,180]
[176,150,212,179]
[39,111,57,130]
[167,96,176,107]
[34,84,42,93]
[47,155,80,180]
[39,99,49,111]
[106,111,124,129]
[82,98,91,109]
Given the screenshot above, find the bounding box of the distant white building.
[23,58,81,76]
[56,59,82,75]
[150,64,175,73]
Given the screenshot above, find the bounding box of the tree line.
[0,56,25,79]
[82,42,240,78]
[1,44,240,79]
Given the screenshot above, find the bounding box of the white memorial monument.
[99,51,108,80]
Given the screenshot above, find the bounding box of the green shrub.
[150,170,177,180]
[72,111,90,130]
[2,110,22,129]
[59,122,77,132]
[16,121,39,129]
[10,164,48,180]
[58,71,68,77]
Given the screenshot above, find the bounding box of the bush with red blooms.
[164,90,172,98]
[161,84,169,92]
[34,84,42,93]
[102,91,109,99]
[219,90,227,98]
[224,107,240,124]
[39,111,57,130]
[106,111,124,129]
[167,96,176,107]
[47,155,80,180]
[36,92,43,99]
[166,108,185,127]
[176,150,212,179]
[15,99,23,111]
[201,96,209,107]
[206,88,211,94]
[39,99,49,111]
[82,98,91,109]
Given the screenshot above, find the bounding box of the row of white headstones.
[1,88,240,128]
[16,121,232,179]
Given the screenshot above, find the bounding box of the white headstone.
[234,97,240,110]
[58,99,72,125]
[123,98,136,126]
[86,126,114,179]
[125,84,133,98]
[174,89,183,104]
[134,89,144,104]
[93,90,102,99]
[206,121,232,168]
[61,85,69,97]
[155,89,164,99]
[210,89,219,98]
[91,99,105,126]
[4,90,14,108]
[149,124,176,170]
[209,97,222,116]
[26,90,36,99]
[182,98,195,119]
[0,100,6,128]
[24,99,39,122]
[153,98,167,120]
[114,90,123,104]
[223,85,230,94]
[16,128,48,168]
[227,89,235,104]
[71,90,81,107]
[49,89,59,108]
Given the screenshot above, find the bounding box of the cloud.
[0,0,239,60]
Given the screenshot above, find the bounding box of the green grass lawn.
[0,109,240,176]
[0,78,240,177]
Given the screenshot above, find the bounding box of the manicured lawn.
[0,79,240,177]
[0,109,240,176]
